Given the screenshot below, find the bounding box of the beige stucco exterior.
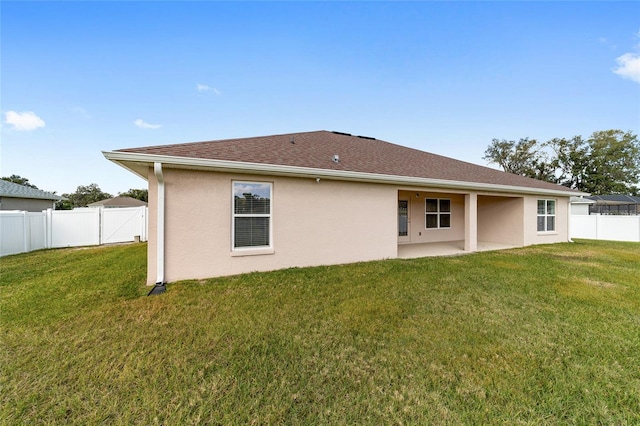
[523,196,569,246]
[147,168,398,284]
[0,197,56,212]
[145,168,571,285]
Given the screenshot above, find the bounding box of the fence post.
[99,207,103,245]
[45,208,53,249]
[22,211,29,253]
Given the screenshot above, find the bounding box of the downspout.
[148,162,166,295]
[567,198,573,243]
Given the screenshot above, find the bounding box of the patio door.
[398,199,410,243]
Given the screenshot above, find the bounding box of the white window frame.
[537,199,556,233]
[425,198,451,229]
[231,181,273,253]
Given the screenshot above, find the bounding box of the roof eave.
[0,193,63,201]
[103,151,585,197]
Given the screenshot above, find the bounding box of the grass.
[1,240,639,424]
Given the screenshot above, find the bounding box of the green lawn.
[1,240,639,424]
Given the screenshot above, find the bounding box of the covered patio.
[397,240,518,258]
[397,189,525,258]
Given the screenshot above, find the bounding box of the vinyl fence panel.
[1,207,149,256]
[570,216,598,240]
[50,209,100,248]
[27,212,46,251]
[571,215,640,242]
[0,212,28,256]
[101,207,147,244]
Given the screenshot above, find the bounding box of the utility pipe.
[149,162,166,295]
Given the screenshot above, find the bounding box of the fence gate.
[0,206,148,257]
[101,207,147,244]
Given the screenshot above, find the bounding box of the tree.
[1,174,38,189]
[119,188,148,202]
[546,136,590,190]
[485,130,640,195]
[548,130,640,194]
[482,138,555,182]
[56,184,112,210]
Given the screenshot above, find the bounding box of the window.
[537,199,556,232]
[398,200,408,236]
[425,198,451,229]
[233,182,272,249]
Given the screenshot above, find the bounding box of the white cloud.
[134,118,161,129]
[612,29,640,84]
[197,84,221,95]
[4,111,46,131]
[613,53,640,83]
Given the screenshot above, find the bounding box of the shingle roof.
[0,180,63,201]
[113,130,580,194]
[87,196,147,207]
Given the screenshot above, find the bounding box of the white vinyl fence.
[571,215,640,243]
[0,206,147,257]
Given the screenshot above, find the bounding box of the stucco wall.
[0,197,55,212]
[477,195,524,246]
[523,196,569,246]
[145,167,572,284]
[147,168,397,284]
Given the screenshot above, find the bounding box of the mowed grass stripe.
[1,240,639,424]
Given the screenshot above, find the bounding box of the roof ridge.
[118,130,332,152]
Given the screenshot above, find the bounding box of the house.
[87,195,148,208]
[587,195,640,215]
[570,196,596,215]
[0,180,63,212]
[104,130,584,286]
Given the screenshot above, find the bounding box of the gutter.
[148,162,166,295]
[103,151,587,198]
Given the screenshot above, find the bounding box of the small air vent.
[332,154,340,163]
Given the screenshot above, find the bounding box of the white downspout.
[154,162,166,287]
[567,198,573,243]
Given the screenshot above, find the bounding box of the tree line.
[0,175,147,210]
[483,129,639,195]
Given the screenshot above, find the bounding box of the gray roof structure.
[0,180,62,201]
[588,195,640,205]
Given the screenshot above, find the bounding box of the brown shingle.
[117,130,578,193]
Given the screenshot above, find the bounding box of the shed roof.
[87,196,147,208]
[0,180,63,201]
[105,130,583,196]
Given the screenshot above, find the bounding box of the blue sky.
[2,1,639,196]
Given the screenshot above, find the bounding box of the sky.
[1,1,639,196]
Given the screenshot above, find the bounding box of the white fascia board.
[102,151,585,197]
[102,151,150,180]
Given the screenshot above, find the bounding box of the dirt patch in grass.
[581,277,619,288]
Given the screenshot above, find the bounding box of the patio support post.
[465,193,478,252]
